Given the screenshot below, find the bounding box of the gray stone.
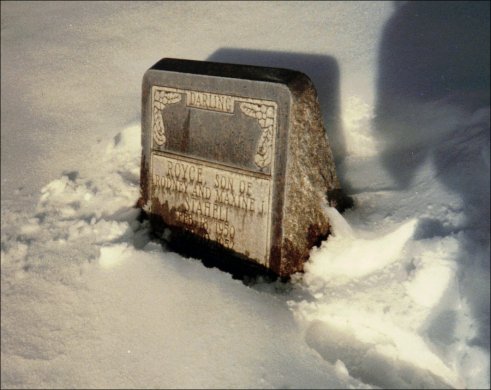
[139,58,342,277]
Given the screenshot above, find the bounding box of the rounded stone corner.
[142,68,155,88]
[285,72,317,99]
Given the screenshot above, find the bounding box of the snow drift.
[2,2,489,389]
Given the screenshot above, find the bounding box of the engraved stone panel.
[150,152,273,265]
[150,86,277,175]
[139,58,342,277]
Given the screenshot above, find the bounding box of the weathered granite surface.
[279,75,340,276]
[139,58,342,277]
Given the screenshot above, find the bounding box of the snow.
[1,2,489,389]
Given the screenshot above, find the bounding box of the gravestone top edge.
[148,57,312,88]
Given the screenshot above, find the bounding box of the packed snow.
[1,2,489,389]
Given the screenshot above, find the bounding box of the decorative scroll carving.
[153,89,181,146]
[240,103,275,169]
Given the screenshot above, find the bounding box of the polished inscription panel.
[149,85,277,266]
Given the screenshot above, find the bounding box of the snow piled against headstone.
[2,110,489,388]
[293,95,489,388]
[1,2,489,389]
[1,125,361,389]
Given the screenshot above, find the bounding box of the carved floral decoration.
[239,103,275,169]
[153,89,181,146]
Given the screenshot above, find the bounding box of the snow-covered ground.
[1,2,489,388]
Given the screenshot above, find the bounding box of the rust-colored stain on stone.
[136,156,149,209]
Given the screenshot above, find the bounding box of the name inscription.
[187,91,234,113]
[151,153,272,265]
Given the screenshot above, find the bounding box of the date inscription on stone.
[151,152,273,266]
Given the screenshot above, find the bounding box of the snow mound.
[2,124,364,389]
[2,2,489,388]
[291,210,463,389]
[288,100,490,389]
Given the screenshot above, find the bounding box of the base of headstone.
[146,210,284,283]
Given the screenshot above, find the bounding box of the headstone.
[139,58,342,277]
